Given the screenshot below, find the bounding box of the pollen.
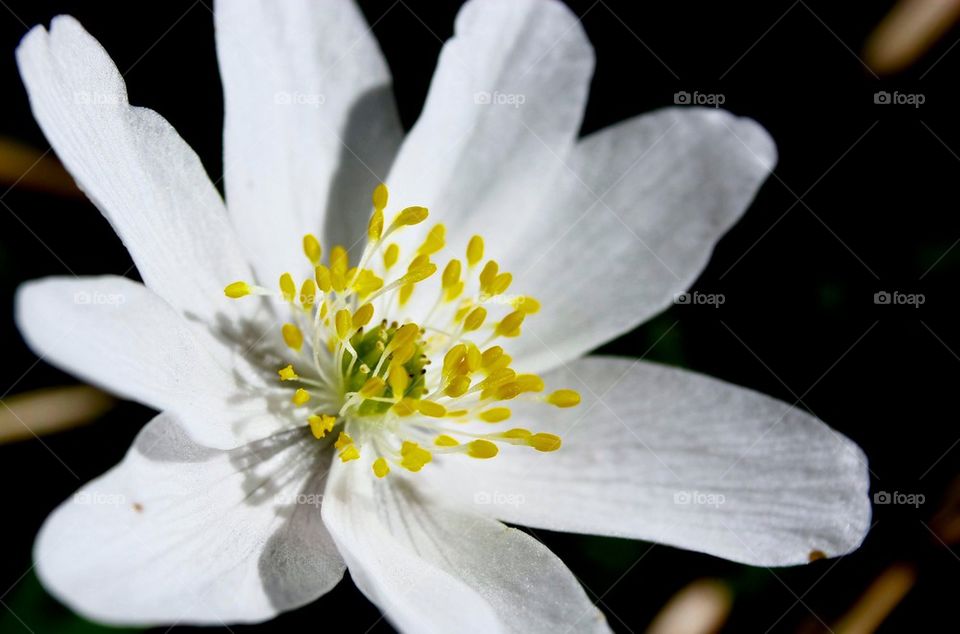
[222,184,580,478]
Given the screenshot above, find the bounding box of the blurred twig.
[646,579,732,634]
[0,136,79,196]
[865,0,960,74]
[0,385,114,443]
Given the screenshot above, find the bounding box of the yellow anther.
[495,381,522,401]
[488,272,512,296]
[481,346,504,368]
[383,243,400,269]
[467,439,499,459]
[359,377,386,399]
[393,397,418,417]
[278,365,298,381]
[279,273,296,302]
[394,206,429,228]
[330,245,349,275]
[308,414,336,439]
[315,265,332,292]
[443,344,467,376]
[547,389,581,408]
[335,309,352,339]
[352,303,374,329]
[339,444,360,462]
[372,457,390,478]
[224,281,252,299]
[501,428,532,440]
[485,353,512,373]
[479,260,498,291]
[402,262,437,285]
[467,235,484,267]
[515,374,545,393]
[445,280,464,302]
[372,183,389,210]
[494,310,525,338]
[417,400,447,418]
[398,283,414,305]
[463,307,487,332]
[480,407,511,423]
[390,323,420,351]
[388,364,409,398]
[482,368,517,391]
[352,269,384,297]
[444,375,471,398]
[529,433,562,452]
[435,434,460,447]
[399,441,432,472]
[300,279,317,310]
[334,431,354,449]
[391,341,416,365]
[418,224,446,255]
[464,343,482,372]
[442,259,461,289]
[447,409,469,418]
[455,300,474,322]
[303,234,322,265]
[281,323,303,351]
[330,269,347,293]
[368,208,384,241]
[514,296,541,314]
[292,388,311,406]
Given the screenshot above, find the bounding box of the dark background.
[1,0,957,632]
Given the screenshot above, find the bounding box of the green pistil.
[343,321,430,416]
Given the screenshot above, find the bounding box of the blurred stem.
[865,0,960,74]
[0,385,114,443]
[0,136,79,196]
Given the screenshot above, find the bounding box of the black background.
[1,1,958,632]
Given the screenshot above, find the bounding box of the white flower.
[14,1,870,632]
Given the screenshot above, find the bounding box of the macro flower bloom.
[14,0,870,631]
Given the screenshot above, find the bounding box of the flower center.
[224,184,580,478]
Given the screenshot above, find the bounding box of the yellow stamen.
[463,307,487,332]
[282,323,303,351]
[352,303,374,329]
[399,441,432,471]
[494,310,525,338]
[480,407,511,423]
[372,456,390,478]
[303,234,322,265]
[418,224,446,255]
[529,433,562,452]
[547,389,581,408]
[394,206,429,228]
[368,208,384,241]
[334,431,354,449]
[466,235,484,267]
[315,265,332,292]
[335,309,352,339]
[383,243,399,269]
[339,445,360,462]
[292,388,311,406]
[372,183,389,210]
[467,439,499,459]
[280,273,296,302]
[308,414,336,439]
[278,365,298,381]
[417,400,447,418]
[435,434,460,447]
[300,279,317,310]
[224,281,252,298]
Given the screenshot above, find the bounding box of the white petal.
[16,16,254,327]
[504,108,776,372]
[215,0,403,281]
[321,461,608,633]
[424,356,870,567]
[384,0,593,289]
[35,413,344,625]
[16,276,297,449]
